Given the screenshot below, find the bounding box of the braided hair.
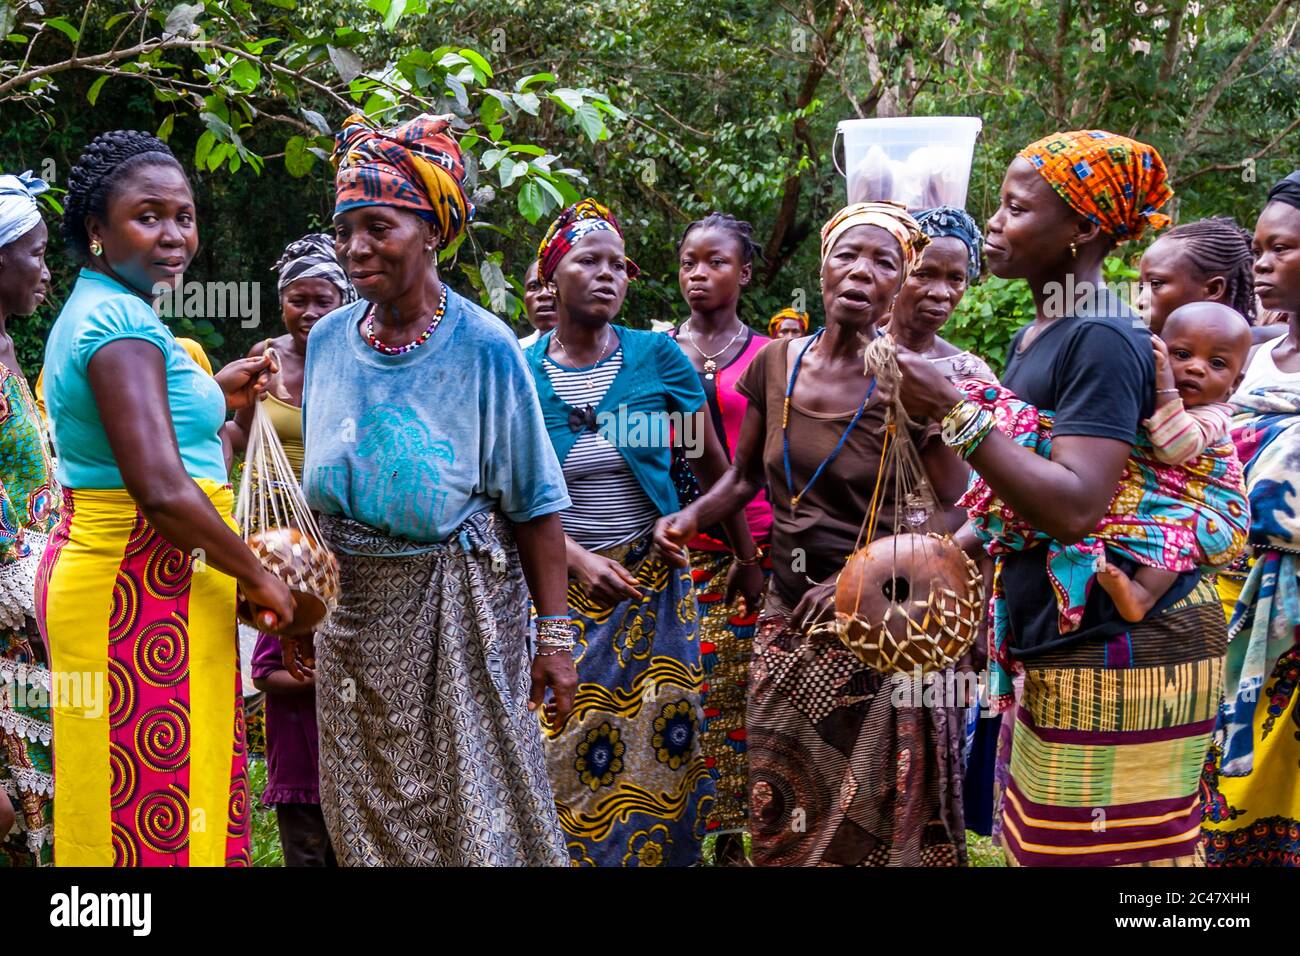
[678,212,764,266]
[62,129,186,258]
[1160,217,1257,323]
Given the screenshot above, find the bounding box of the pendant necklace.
[553,326,613,390]
[682,319,745,380]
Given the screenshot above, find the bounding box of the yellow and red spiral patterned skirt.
[35,483,250,867]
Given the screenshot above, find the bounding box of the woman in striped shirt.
[524,199,761,866]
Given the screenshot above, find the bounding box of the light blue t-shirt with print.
[44,269,228,489]
[301,287,571,543]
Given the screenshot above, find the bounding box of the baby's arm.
[1145,399,1232,465]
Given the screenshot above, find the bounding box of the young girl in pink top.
[670,213,771,862]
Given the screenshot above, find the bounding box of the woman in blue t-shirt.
[299,113,575,866]
[896,130,1226,868]
[38,130,293,867]
[525,199,761,866]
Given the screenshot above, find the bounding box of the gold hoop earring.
[90,239,103,257]
[1070,242,1078,259]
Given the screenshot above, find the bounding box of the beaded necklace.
[782,328,877,515]
[363,283,448,356]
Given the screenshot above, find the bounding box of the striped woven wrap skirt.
[1001,577,1226,866]
[36,482,250,867]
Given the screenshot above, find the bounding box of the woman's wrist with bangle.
[733,549,761,566]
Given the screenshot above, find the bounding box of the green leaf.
[459,48,492,80]
[549,88,583,112]
[534,175,565,208]
[515,72,555,92]
[229,58,260,93]
[162,3,204,38]
[512,91,540,116]
[444,73,469,112]
[86,75,109,105]
[480,148,505,170]
[508,144,545,156]
[300,108,330,135]
[574,103,603,143]
[327,45,363,84]
[383,0,406,30]
[0,4,15,38]
[156,113,175,142]
[200,111,234,140]
[284,135,314,177]
[44,16,79,43]
[498,156,524,188]
[195,130,215,168]
[480,258,508,313]
[517,180,545,223]
[459,132,480,152]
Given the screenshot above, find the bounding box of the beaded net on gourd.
[805,333,984,674]
[235,358,340,634]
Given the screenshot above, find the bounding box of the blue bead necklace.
[782,328,877,515]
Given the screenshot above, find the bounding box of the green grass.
[967,832,1007,867]
[248,757,284,868]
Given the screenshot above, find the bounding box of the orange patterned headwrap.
[767,308,809,337]
[1017,130,1173,242]
[332,112,473,248]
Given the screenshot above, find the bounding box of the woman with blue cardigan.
[526,200,763,866]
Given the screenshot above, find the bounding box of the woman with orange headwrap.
[767,308,808,341]
[894,131,1230,867]
[299,113,575,866]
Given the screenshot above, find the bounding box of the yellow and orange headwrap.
[332,112,474,249]
[536,198,640,283]
[1017,130,1172,241]
[820,201,929,278]
[767,308,808,338]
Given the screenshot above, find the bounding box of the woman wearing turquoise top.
[525,199,761,866]
[36,130,292,867]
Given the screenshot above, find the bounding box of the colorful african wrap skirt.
[545,533,713,866]
[0,562,53,866]
[315,510,567,867]
[1201,553,1300,866]
[1000,578,1225,867]
[693,549,768,836]
[747,596,967,867]
[36,483,250,867]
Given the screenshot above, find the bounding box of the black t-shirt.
[997,292,1200,658]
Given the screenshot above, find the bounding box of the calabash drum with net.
[833,532,983,674]
[236,370,341,637]
[235,526,340,636]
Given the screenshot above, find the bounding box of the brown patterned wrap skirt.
[315,509,567,866]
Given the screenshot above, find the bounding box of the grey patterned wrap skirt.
[315,509,568,866]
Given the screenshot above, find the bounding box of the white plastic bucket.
[834,116,983,211]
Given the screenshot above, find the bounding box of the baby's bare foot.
[1095,560,1150,622]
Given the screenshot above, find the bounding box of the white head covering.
[0,171,48,249]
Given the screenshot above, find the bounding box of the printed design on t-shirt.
[354,403,455,533]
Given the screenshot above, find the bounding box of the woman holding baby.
[897,130,1245,867]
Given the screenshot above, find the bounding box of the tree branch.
[1179,0,1296,162]
[1172,113,1300,185]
